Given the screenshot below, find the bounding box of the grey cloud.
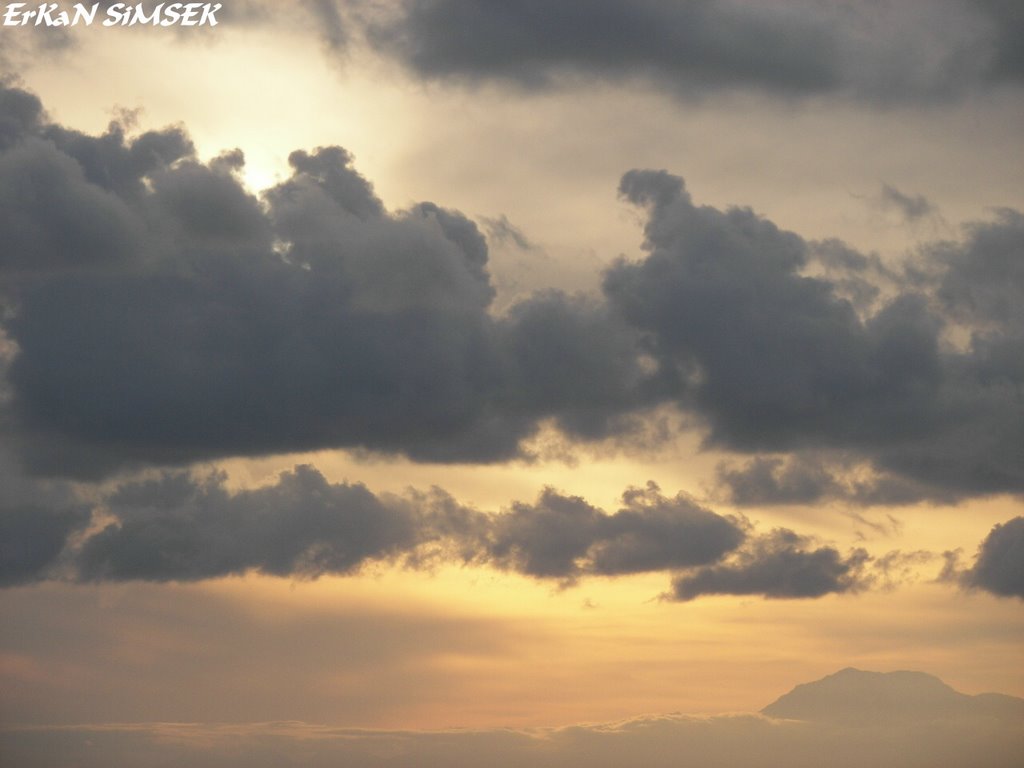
[497,291,659,442]
[70,467,746,589]
[977,0,1024,83]
[0,503,90,586]
[482,214,533,250]
[717,455,961,507]
[717,455,843,506]
[0,82,43,150]
[607,170,938,451]
[0,138,142,275]
[937,208,1024,328]
[0,85,656,476]
[482,482,745,581]
[369,0,840,95]
[367,0,1020,103]
[607,170,1024,501]
[668,529,872,601]
[962,517,1024,599]
[2,84,1022,505]
[881,184,937,222]
[76,465,472,582]
[0,446,92,586]
[307,0,349,52]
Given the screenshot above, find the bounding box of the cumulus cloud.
[716,455,959,508]
[367,0,1021,103]
[961,517,1024,599]
[0,503,90,586]
[1,459,938,601]
[481,482,745,582]
[667,529,872,601]
[0,444,91,586]
[18,465,749,592]
[0,82,656,477]
[606,170,1024,501]
[1,83,1021,505]
[75,465,474,582]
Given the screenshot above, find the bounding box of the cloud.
[0,445,91,586]
[482,214,534,250]
[606,170,1024,500]
[367,0,1021,103]
[977,0,1024,83]
[368,0,841,95]
[716,455,960,507]
[28,464,747,592]
[880,184,937,222]
[481,482,745,582]
[0,85,656,476]
[1,83,1021,505]
[961,517,1024,599]
[75,465,474,582]
[0,503,90,586]
[717,455,843,506]
[668,529,872,601]
[0,460,941,601]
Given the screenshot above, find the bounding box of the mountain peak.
[762,668,1024,724]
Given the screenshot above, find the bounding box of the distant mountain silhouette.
[762,667,1024,725]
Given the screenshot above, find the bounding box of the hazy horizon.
[3,667,1022,767]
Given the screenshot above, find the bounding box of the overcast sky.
[1,1,1022,765]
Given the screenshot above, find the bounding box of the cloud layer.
[1,82,1021,508]
[7,463,763,594]
[4,460,1015,603]
[368,0,1022,103]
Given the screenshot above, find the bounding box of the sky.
[0,1,1023,765]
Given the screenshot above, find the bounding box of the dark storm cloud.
[0,83,655,476]
[976,0,1024,83]
[482,482,745,581]
[0,503,90,586]
[668,529,872,601]
[0,445,93,585]
[76,465,476,581]
[606,169,939,452]
[716,455,960,507]
[64,467,746,587]
[961,517,1024,599]
[606,170,1024,500]
[368,0,840,95]
[0,82,44,150]
[367,0,1021,103]
[937,208,1024,328]
[717,456,842,506]
[1,83,1021,504]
